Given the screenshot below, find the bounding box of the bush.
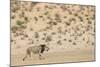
[11,26,18,33]
[16,20,24,26]
[34,32,39,38]
[20,25,27,29]
[45,36,52,42]
[57,40,62,45]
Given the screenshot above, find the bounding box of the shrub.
[32,2,38,5]
[34,32,39,38]
[24,17,28,22]
[16,20,24,26]
[57,40,62,45]
[11,26,18,33]
[20,25,27,29]
[45,36,52,42]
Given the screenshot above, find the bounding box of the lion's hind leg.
[23,48,31,61]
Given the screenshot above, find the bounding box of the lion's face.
[40,44,50,53]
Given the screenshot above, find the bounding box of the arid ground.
[11,0,95,66]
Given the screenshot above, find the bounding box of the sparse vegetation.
[34,32,39,38]
[53,22,57,25]
[44,11,49,15]
[69,40,72,42]
[12,7,16,13]
[42,37,45,40]
[20,25,27,29]
[45,36,52,42]
[21,37,24,40]
[16,20,27,29]
[34,17,38,21]
[92,42,94,45]
[65,22,70,26]
[55,13,61,23]
[22,11,25,17]
[43,33,47,36]
[24,16,28,22]
[63,39,67,41]
[11,26,18,33]
[78,16,83,21]
[51,32,56,35]
[32,2,38,5]
[60,5,67,11]
[57,27,62,34]
[16,20,24,26]
[11,20,27,33]
[57,40,62,45]
[30,28,33,31]
[11,15,15,19]
[11,2,95,64]
[73,42,76,45]
[24,34,28,38]
[11,39,14,42]
[19,11,25,18]
[28,40,34,45]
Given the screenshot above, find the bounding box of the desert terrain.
[11,0,95,66]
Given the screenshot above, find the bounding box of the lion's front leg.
[38,53,45,60]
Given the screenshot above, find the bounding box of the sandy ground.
[11,1,95,66]
[11,48,95,66]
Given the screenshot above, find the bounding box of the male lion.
[23,44,49,61]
